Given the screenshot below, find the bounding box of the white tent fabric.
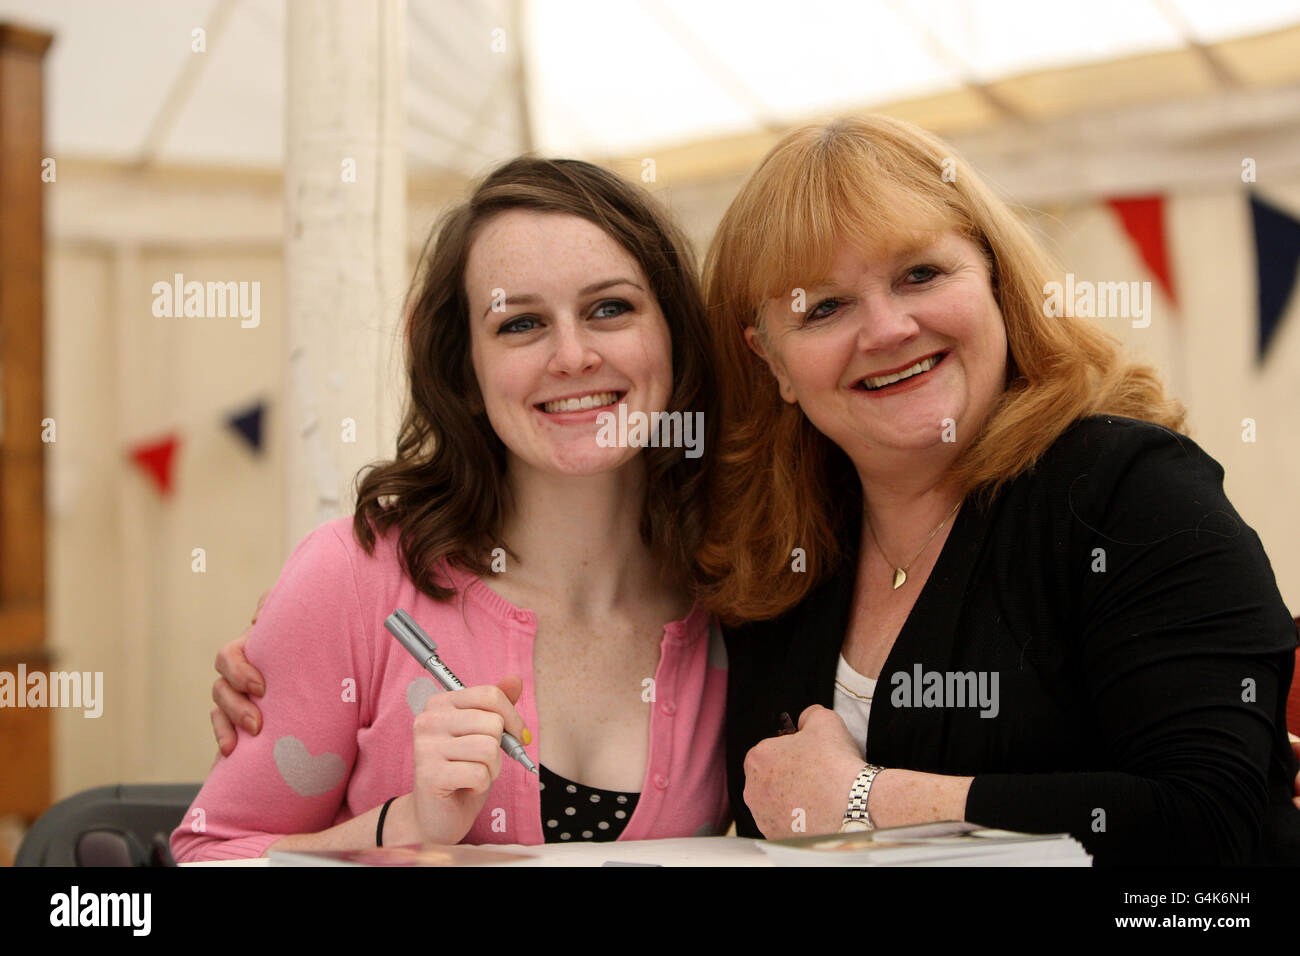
[4,0,1300,176]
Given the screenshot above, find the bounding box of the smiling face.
[749,231,1007,473]
[465,209,674,477]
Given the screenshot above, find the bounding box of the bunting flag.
[1105,196,1177,307]
[226,400,265,454]
[1249,193,1300,365]
[128,434,180,496]
[1107,196,1180,308]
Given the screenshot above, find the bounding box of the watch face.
[839,819,873,833]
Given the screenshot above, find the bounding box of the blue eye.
[500,316,539,334]
[593,299,631,319]
[807,298,842,322]
[906,265,940,283]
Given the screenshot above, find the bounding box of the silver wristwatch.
[840,763,884,832]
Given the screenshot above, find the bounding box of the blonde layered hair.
[698,115,1187,625]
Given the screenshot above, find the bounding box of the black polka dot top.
[539,764,639,842]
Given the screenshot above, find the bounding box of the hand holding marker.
[385,608,539,774]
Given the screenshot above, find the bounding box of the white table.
[184,836,774,867]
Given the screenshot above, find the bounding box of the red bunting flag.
[128,434,180,496]
[1106,196,1177,308]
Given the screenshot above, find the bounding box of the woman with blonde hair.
[700,114,1300,864]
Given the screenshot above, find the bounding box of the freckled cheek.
[630,330,675,405]
[642,343,672,384]
[478,367,533,426]
[655,359,675,407]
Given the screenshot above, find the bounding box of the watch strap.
[841,763,883,831]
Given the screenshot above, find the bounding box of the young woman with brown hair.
[172,157,728,860]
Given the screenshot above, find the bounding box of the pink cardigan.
[171,516,730,861]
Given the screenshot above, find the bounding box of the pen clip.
[385,609,437,655]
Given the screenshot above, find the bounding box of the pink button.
[654,774,669,790]
[660,701,676,716]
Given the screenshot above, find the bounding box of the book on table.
[268,844,536,866]
[758,821,1092,866]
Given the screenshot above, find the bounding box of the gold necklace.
[864,498,963,590]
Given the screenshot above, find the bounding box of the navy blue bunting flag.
[1249,193,1300,365]
[225,400,265,454]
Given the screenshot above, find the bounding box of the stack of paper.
[758,821,1091,866]
[268,844,536,866]
[268,837,768,867]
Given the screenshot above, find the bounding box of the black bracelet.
[377,796,398,847]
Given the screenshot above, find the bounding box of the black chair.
[14,783,201,866]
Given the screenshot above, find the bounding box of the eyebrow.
[481,277,644,320]
[801,240,946,294]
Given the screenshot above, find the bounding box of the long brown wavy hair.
[697,115,1186,625]
[353,157,718,599]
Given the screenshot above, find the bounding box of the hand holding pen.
[381,609,537,845]
[387,609,538,775]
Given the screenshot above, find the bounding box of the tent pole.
[283,0,407,548]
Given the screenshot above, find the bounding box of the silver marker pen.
[385,608,539,774]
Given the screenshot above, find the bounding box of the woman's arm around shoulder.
[171,520,374,862]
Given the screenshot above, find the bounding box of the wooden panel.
[0,21,53,821]
[0,664,52,819]
[0,604,43,655]
[0,25,50,607]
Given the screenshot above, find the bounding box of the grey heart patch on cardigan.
[406,676,441,715]
[272,735,347,797]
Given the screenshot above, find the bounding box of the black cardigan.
[722,415,1300,865]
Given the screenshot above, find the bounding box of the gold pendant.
[892,567,906,590]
